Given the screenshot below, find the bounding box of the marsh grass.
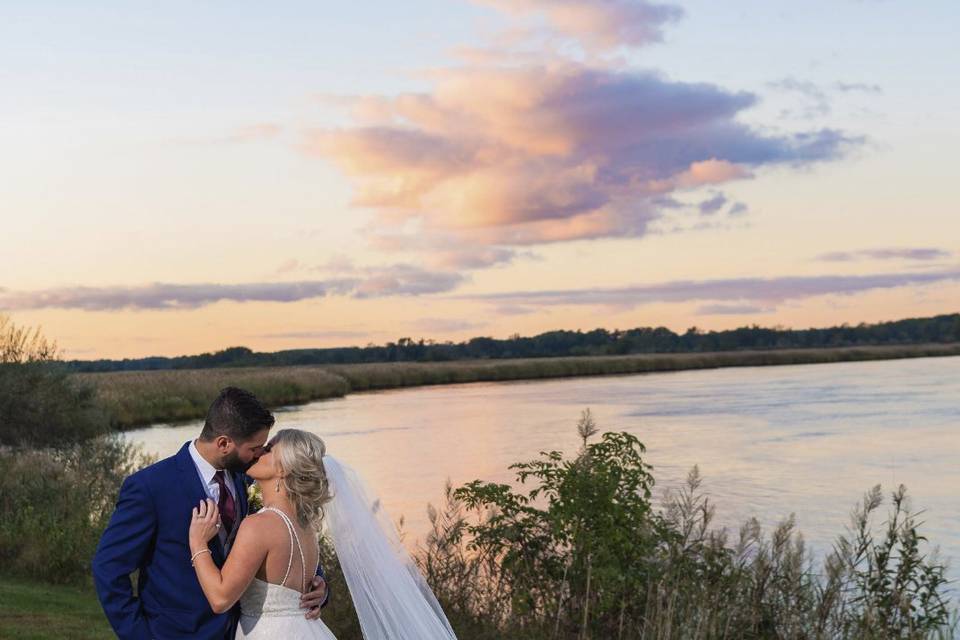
[80,343,960,429]
[86,366,350,429]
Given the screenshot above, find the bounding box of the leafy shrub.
[415,416,956,639]
[0,437,154,584]
[0,315,109,447]
[0,362,110,447]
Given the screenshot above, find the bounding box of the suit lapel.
[175,441,227,565]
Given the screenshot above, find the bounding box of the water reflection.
[126,355,960,573]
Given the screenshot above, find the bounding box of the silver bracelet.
[190,548,212,566]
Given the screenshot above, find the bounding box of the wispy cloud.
[0,281,337,312]
[460,267,960,309]
[728,202,749,217]
[367,233,525,269]
[696,303,775,315]
[351,265,466,299]
[474,0,684,52]
[768,77,830,119]
[0,266,464,312]
[411,318,486,333]
[816,247,953,262]
[254,330,370,340]
[698,192,728,216]
[768,78,883,121]
[834,82,882,94]
[494,304,541,316]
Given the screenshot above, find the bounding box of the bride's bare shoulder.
[237,510,286,541]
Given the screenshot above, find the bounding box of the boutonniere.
[247,482,263,513]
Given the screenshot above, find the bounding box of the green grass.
[77,343,960,430]
[0,577,112,640]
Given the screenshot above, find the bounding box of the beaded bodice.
[238,507,317,618]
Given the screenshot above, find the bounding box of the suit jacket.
[93,441,327,639]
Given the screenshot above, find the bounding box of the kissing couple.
[93,386,457,639]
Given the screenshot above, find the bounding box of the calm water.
[127,355,960,575]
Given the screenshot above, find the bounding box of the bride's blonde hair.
[270,429,332,529]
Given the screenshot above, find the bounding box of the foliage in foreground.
[415,414,956,639]
[0,315,109,447]
[0,437,155,584]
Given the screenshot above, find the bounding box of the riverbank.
[79,342,960,429]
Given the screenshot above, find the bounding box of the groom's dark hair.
[200,386,275,443]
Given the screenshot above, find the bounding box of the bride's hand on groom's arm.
[190,498,221,549]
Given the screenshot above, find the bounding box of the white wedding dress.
[236,456,458,640]
[235,507,336,639]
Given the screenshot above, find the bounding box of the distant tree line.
[65,313,960,373]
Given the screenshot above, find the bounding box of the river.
[126,355,960,575]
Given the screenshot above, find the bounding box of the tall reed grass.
[86,366,350,429]
[80,343,960,429]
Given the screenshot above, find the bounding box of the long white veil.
[322,455,458,640]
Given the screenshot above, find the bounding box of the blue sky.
[1,0,958,357]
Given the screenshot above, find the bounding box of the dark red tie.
[213,470,236,535]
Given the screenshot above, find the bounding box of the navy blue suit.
[93,441,327,639]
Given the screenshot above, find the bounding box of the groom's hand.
[300,576,327,620]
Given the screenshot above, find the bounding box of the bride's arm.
[189,499,268,614]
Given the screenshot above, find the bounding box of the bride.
[188,428,457,639]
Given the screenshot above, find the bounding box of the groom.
[93,387,329,639]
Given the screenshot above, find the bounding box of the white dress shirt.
[188,440,238,547]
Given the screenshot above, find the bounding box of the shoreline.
[79,342,960,430]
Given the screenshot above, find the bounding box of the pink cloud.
[475,0,684,52]
[307,61,853,249]
[675,158,753,188]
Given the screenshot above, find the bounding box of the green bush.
[415,417,956,640]
[0,315,110,447]
[0,437,154,584]
[0,362,110,447]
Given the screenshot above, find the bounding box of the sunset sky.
[2,0,958,359]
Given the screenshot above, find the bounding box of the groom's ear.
[215,435,232,451]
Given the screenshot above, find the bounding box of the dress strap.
[260,506,307,591]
